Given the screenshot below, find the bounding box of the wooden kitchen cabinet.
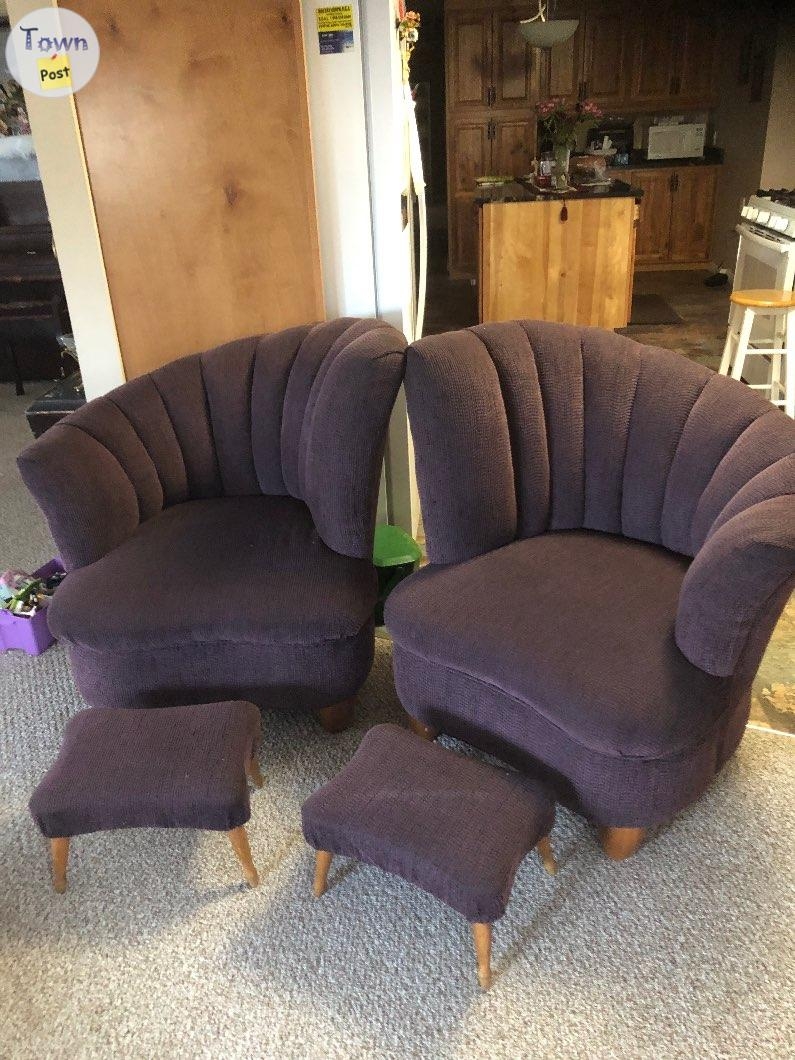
[623,165,718,267]
[479,195,636,327]
[546,1,630,108]
[446,2,544,276]
[628,1,720,109]
[668,167,717,262]
[446,11,491,111]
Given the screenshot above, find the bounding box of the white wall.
[761,5,795,189]
[7,0,124,400]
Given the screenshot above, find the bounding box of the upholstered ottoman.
[301,724,557,989]
[29,701,264,893]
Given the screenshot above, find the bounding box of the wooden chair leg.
[51,837,70,893]
[599,826,647,861]
[536,834,558,876]
[314,698,355,734]
[313,850,333,898]
[471,922,492,991]
[246,756,264,789]
[227,826,259,887]
[407,715,440,741]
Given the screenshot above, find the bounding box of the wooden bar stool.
[719,289,795,418]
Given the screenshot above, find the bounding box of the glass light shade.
[519,18,579,47]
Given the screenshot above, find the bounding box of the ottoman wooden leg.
[313,850,333,897]
[314,699,355,734]
[472,922,492,991]
[51,837,70,894]
[407,716,440,741]
[599,826,647,861]
[228,826,259,887]
[536,835,558,876]
[246,757,264,789]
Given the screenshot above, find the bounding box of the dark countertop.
[475,178,642,206]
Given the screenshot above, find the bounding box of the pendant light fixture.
[520,0,579,47]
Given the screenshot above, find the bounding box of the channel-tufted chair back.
[19,318,406,570]
[406,321,795,678]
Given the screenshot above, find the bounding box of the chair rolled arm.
[17,422,140,571]
[301,323,406,559]
[676,495,795,677]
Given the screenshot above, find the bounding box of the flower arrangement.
[396,4,421,80]
[536,97,602,148]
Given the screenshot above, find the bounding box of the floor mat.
[629,293,684,326]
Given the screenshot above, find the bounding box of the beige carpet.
[1,383,794,1058]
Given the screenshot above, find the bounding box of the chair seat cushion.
[385,531,730,760]
[29,701,261,837]
[49,496,377,651]
[301,724,555,923]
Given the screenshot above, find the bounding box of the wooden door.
[448,119,490,276]
[492,11,542,109]
[446,11,492,111]
[492,117,535,177]
[629,6,678,107]
[668,168,717,263]
[545,0,586,105]
[673,4,720,106]
[68,0,322,378]
[625,169,674,265]
[581,1,629,108]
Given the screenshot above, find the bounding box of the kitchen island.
[477,180,641,329]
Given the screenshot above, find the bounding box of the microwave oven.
[645,123,706,160]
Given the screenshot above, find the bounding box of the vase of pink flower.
[536,97,602,188]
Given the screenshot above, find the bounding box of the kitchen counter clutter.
[478,180,639,328]
[474,177,642,205]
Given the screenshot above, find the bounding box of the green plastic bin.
[373,524,423,626]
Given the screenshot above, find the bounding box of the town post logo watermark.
[5,8,99,98]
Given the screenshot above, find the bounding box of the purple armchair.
[385,321,795,858]
[19,318,406,729]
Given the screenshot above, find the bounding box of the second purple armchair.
[385,321,795,858]
[19,318,406,730]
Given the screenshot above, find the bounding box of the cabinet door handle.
[488,85,496,106]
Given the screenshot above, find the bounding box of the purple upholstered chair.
[385,321,795,858]
[19,319,406,730]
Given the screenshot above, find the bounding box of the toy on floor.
[0,559,65,655]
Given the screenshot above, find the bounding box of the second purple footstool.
[29,701,264,893]
[301,723,557,989]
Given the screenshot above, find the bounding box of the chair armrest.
[17,422,140,571]
[676,494,795,677]
[301,323,406,559]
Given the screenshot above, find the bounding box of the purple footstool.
[29,701,264,893]
[301,724,557,989]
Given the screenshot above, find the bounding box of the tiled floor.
[421,265,793,735]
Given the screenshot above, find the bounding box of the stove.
[739,192,795,243]
[730,191,795,386]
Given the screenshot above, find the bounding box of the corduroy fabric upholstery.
[388,321,795,829]
[301,724,555,923]
[29,702,261,837]
[19,319,406,712]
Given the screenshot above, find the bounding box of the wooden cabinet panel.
[546,0,586,105]
[629,7,677,105]
[69,0,322,378]
[624,169,673,264]
[493,12,543,108]
[492,118,535,176]
[675,5,719,105]
[582,3,629,107]
[450,120,490,192]
[447,13,491,109]
[451,195,480,274]
[479,198,635,328]
[669,168,717,262]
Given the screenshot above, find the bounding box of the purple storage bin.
[0,559,65,656]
